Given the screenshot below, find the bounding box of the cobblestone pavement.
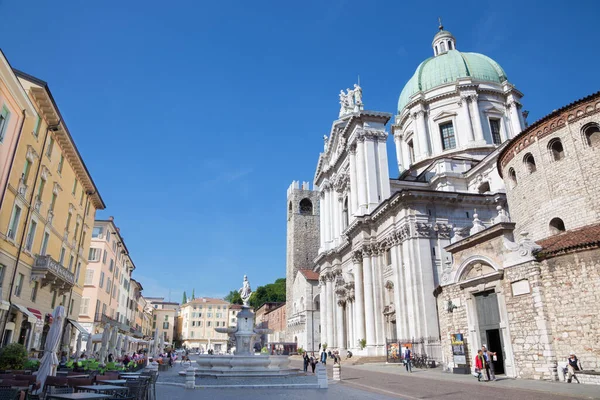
[289,359,600,400]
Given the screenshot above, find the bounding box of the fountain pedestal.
[192,305,298,377]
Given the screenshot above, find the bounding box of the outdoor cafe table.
[95,379,126,385]
[46,393,112,400]
[77,385,129,395]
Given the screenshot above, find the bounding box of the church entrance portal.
[474,290,505,375]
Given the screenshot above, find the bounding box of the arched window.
[448,41,453,50]
[523,153,536,173]
[440,41,446,52]
[434,46,438,56]
[342,197,349,230]
[508,168,517,187]
[583,123,600,147]
[478,182,490,194]
[549,138,565,161]
[299,198,312,215]
[549,217,566,235]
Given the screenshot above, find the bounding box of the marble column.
[401,139,411,168]
[352,253,366,345]
[328,188,335,244]
[416,110,430,158]
[363,137,379,210]
[336,298,345,350]
[323,188,330,244]
[349,146,359,218]
[508,101,523,137]
[362,249,376,347]
[347,300,354,348]
[319,192,325,249]
[394,135,405,173]
[355,139,367,215]
[326,275,334,347]
[319,279,328,345]
[390,241,404,340]
[410,114,422,159]
[372,251,385,347]
[470,95,485,142]
[332,189,340,244]
[460,96,475,142]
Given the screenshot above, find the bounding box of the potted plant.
[0,343,28,370]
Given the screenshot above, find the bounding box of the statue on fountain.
[239,275,252,307]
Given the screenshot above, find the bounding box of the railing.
[33,255,75,289]
[94,313,118,325]
[286,314,306,327]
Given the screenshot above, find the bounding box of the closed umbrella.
[85,332,93,357]
[108,326,118,361]
[152,328,159,357]
[159,335,164,356]
[116,334,122,358]
[36,306,65,393]
[99,323,111,362]
[61,323,72,355]
[122,335,130,356]
[75,331,82,360]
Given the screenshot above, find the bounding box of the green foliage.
[191,288,195,300]
[248,278,286,309]
[0,343,28,370]
[224,290,243,305]
[297,347,304,354]
[358,339,366,350]
[24,359,40,371]
[260,347,268,355]
[182,291,187,304]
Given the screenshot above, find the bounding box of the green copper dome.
[398,50,508,113]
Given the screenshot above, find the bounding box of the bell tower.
[285,181,320,335]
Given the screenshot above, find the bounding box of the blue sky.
[0,0,598,301]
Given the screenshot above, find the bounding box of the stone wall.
[541,248,600,372]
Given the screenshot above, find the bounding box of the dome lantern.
[432,18,456,56]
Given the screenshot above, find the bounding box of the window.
[74,221,80,240]
[0,105,11,142]
[342,197,349,230]
[106,278,111,294]
[15,273,24,297]
[50,193,57,212]
[102,303,107,316]
[440,41,446,52]
[508,168,517,187]
[164,315,168,321]
[25,220,37,251]
[99,271,105,288]
[112,241,116,252]
[75,262,81,282]
[95,300,100,317]
[439,122,456,150]
[46,136,54,159]
[207,321,212,327]
[190,331,194,338]
[299,198,312,215]
[7,204,22,240]
[208,313,212,318]
[68,255,74,272]
[478,182,490,194]
[39,230,49,255]
[109,259,114,272]
[448,41,453,50]
[51,291,57,308]
[192,321,196,327]
[385,248,392,266]
[79,190,84,206]
[88,248,100,261]
[80,298,90,315]
[58,154,64,174]
[70,299,74,315]
[37,178,46,201]
[524,153,536,174]
[22,160,31,183]
[583,123,600,147]
[490,118,502,145]
[434,46,438,56]
[72,179,77,196]
[33,115,41,137]
[549,139,565,161]
[31,281,38,302]
[85,267,95,285]
[408,140,415,163]
[549,218,566,235]
[65,212,72,232]
[106,230,111,243]
[0,264,5,288]
[92,226,103,238]
[163,322,169,329]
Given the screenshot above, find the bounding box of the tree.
[182,291,187,304]
[224,290,242,305]
[191,288,195,300]
[248,278,286,309]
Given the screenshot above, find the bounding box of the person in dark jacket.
[310,353,317,373]
[320,350,327,365]
[303,352,309,372]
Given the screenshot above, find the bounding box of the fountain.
[185,275,298,377]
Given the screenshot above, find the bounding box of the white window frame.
[0,105,12,142]
[7,203,23,241]
[24,217,38,252]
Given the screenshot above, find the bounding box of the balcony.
[94,313,118,325]
[286,314,306,327]
[32,255,75,295]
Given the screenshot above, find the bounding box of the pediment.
[432,110,458,121]
[482,105,505,115]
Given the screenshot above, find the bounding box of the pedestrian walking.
[320,349,327,365]
[303,352,310,372]
[310,353,317,373]
[404,347,412,372]
[474,349,487,382]
[482,345,496,381]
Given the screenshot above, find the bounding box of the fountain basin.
[189,354,298,377]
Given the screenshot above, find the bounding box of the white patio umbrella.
[159,335,164,356]
[99,323,111,362]
[115,334,122,358]
[85,332,93,357]
[36,306,65,394]
[122,335,130,356]
[152,328,159,357]
[61,323,72,355]
[75,331,82,360]
[108,326,118,361]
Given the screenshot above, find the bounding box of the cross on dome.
[432,18,456,56]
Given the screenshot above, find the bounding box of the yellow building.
[180,297,230,353]
[0,69,105,351]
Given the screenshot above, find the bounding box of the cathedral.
[286,23,600,380]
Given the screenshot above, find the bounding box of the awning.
[27,307,42,321]
[67,318,88,335]
[12,304,38,323]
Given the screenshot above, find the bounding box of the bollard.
[333,364,341,381]
[185,366,196,389]
[316,363,328,389]
[145,360,159,373]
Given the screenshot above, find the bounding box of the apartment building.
[0,67,104,350]
[179,297,230,353]
[146,297,178,346]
